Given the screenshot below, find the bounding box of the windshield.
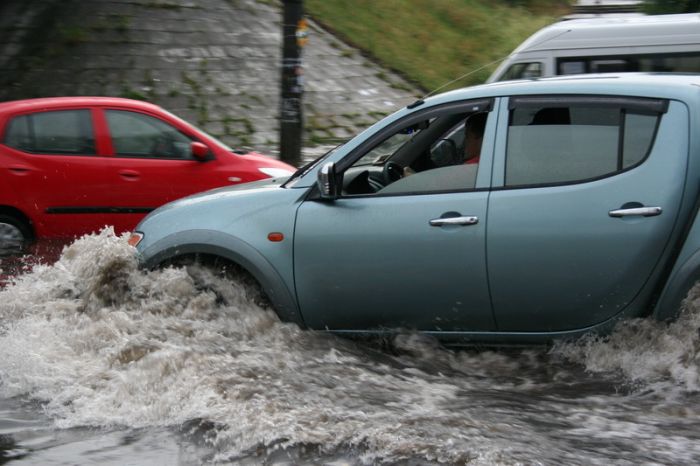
[282,143,344,187]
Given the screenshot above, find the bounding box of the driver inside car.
[462,112,486,164]
[407,111,487,175]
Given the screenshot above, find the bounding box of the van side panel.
[488,14,700,83]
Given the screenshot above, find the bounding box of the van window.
[505,97,666,187]
[558,51,700,75]
[500,62,543,80]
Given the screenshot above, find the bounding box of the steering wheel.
[382,162,403,185]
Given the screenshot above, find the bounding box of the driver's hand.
[403,166,415,176]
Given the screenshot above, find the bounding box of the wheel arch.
[653,247,700,322]
[138,230,304,326]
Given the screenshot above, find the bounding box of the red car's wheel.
[0,215,32,256]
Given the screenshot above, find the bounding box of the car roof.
[0,96,164,114]
[515,13,700,52]
[425,73,700,107]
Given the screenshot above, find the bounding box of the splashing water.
[1,229,700,465]
[553,285,700,393]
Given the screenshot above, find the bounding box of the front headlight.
[258,167,295,178]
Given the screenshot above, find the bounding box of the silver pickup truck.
[131,73,700,345]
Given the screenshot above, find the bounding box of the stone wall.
[0,0,419,155]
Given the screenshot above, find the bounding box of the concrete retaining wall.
[0,0,419,156]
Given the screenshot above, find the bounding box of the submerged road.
[1,231,699,465]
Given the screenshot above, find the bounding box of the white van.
[487,13,700,82]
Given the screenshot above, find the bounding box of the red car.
[0,97,295,251]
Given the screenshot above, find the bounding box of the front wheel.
[163,254,271,309]
[0,214,32,256]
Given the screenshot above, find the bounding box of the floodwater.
[1,230,700,465]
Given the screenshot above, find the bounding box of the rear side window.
[4,110,95,154]
[505,96,667,187]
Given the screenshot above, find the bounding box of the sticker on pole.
[296,18,309,47]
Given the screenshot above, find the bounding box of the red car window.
[105,110,194,160]
[4,110,95,155]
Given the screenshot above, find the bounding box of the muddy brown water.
[1,231,699,465]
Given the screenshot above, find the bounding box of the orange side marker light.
[267,232,284,242]
[127,232,143,247]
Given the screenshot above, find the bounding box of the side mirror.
[317,162,339,200]
[191,141,209,161]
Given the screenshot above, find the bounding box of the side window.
[106,110,193,159]
[4,110,95,155]
[558,52,700,76]
[341,102,492,196]
[505,97,666,187]
[500,62,543,81]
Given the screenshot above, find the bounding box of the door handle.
[608,206,662,218]
[9,166,30,175]
[429,216,479,226]
[119,170,140,180]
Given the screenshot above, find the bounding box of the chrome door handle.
[608,206,662,218]
[429,216,479,226]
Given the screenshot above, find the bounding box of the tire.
[164,254,271,308]
[0,214,32,256]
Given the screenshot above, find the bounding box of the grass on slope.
[305,0,567,93]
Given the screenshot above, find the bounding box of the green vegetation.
[58,25,89,46]
[145,2,183,10]
[119,86,148,101]
[111,14,131,34]
[305,0,570,91]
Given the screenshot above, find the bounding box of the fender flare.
[138,229,304,326]
[653,248,700,322]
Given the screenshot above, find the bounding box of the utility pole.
[279,0,306,167]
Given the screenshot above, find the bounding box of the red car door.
[1,108,119,237]
[98,108,250,233]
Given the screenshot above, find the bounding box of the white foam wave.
[552,285,700,394]
[2,229,700,464]
[0,230,503,464]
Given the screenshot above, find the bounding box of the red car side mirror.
[191,141,209,160]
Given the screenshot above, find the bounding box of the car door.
[294,101,497,332]
[487,95,687,332]
[1,108,117,237]
[100,108,223,232]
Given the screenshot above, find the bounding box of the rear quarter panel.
[0,114,33,222]
[653,92,700,321]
